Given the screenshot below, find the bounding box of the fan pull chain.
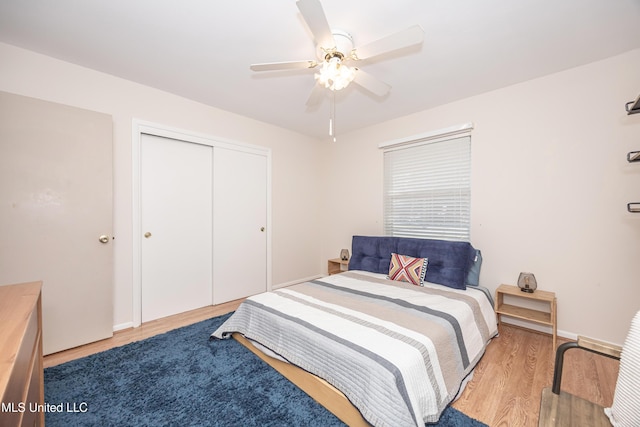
[329,91,337,142]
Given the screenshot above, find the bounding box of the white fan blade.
[352,68,391,97]
[296,0,336,50]
[250,60,318,71]
[306,83,325,107]
[353,25,424,60]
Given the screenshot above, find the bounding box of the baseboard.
[113,322,134,332]
[557,329,578,341]
[273,274,324,290]
[500,318,577,340]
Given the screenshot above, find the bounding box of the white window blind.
[383,135,471,241]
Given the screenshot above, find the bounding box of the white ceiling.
[1,0,639,140]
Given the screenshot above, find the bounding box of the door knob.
[260,227,265,232]
[144,232,152,238]
[98,235,110,244]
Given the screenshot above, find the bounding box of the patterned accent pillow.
[388,253,428,286]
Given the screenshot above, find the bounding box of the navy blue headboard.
[348,235,477,290]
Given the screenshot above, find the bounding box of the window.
[382,127,471,241]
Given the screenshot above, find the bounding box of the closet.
[212,146,268,304]
[140,134,213,322]
[137,129,269,323]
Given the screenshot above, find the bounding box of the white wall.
[2,41,639,344]
[322,49,640,345]
[0,42,325,329]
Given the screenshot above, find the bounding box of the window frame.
[380,123,473,242]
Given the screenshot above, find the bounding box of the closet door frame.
[132,119,272,328]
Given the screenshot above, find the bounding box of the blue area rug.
[45,313,487,426]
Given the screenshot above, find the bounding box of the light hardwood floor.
[43,299,243,368]
[452,325,619,427]
[44,302,619,427]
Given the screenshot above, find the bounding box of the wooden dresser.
[0,281,44,427]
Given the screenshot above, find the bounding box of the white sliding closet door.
[140,134,212,322]
[213,147,267,304]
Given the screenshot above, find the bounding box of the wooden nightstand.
[495,284,558,349]
[328,258,349,275]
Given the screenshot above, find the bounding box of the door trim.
[132,119,272,327]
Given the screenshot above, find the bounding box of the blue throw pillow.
[466,249,482,286]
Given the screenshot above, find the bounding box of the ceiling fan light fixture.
[249,1,425,138]
[315,53,356,91]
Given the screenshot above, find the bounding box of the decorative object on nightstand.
[517,272,537,293]
[340,249,350,261]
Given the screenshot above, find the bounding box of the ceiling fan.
[250,0,424,140]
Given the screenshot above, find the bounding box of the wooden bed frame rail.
[232,333,370,426]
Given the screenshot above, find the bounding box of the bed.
[211,235,498,426]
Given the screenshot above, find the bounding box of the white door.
[213,147,267,303]
[140,134,212,322]
[0,91,113,355]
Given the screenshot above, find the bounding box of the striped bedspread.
[212,271,498,426]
